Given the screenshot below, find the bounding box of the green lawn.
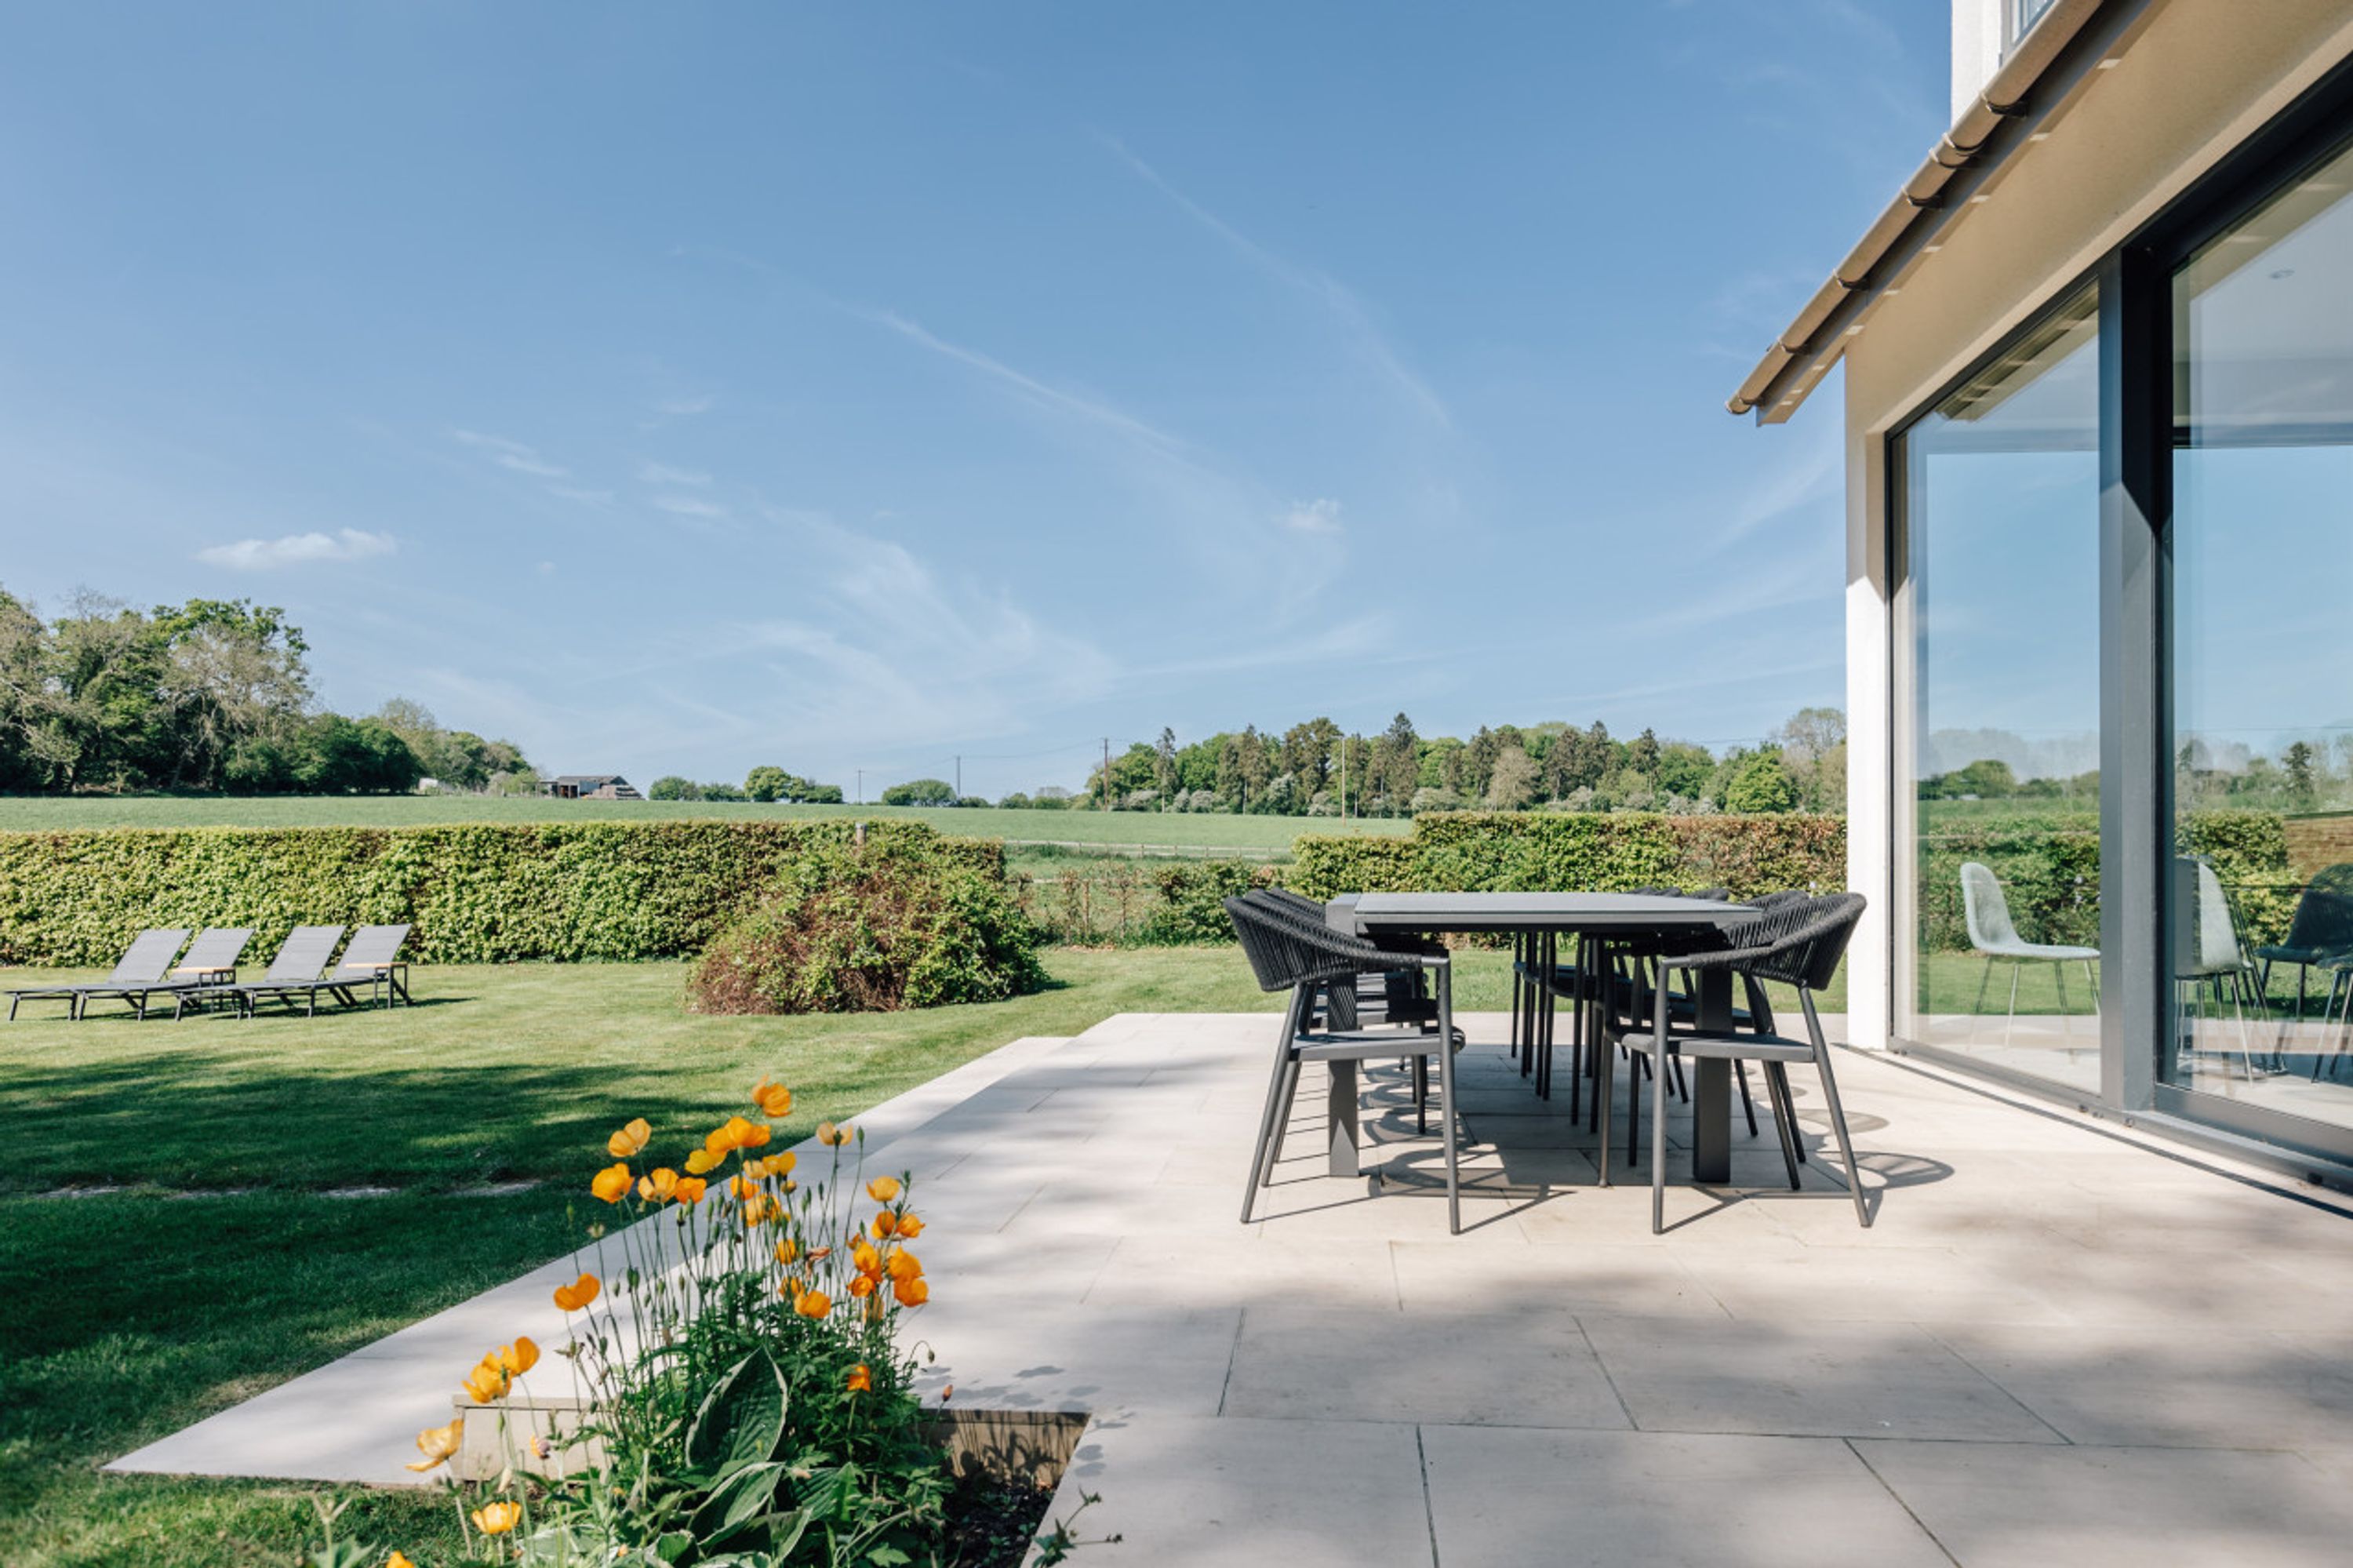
[0,948,1303,1568]
[0,795,1411,852]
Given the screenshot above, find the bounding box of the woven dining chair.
[1224,893,1465,1233]
[1606,891,1872,1233]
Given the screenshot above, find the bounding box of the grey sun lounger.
[160,928,257,1018]
[6,928,190,1020]
[221,926,347,1018]
[321,923,412,1010]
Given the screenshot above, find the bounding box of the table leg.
[1692,967,1734,1184]
[1326,1059,1360,1177]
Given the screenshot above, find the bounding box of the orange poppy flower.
[885,1248,922,1282]
[740,1122,772,1150]
[740,1192,779,1226]
[815,1120,853,1147]
[865,1176,901,1204]
[405,1416,464,1472]
[774,1238,800,1265]
[845,1362,872,1393]
[590,1162,633,1204]
[675,1176,707,1204]
[848,1274,877,1298]
[492,1337,539,1377]
[871,1213,898,1239]
[894,1213,924,1239]
[684,1147,722,1176]
[727,1173,761,1202]
[605,1118,651,1159]
[751,1151,796,1180]
[638,1168,679,1203]
[752,1079,794,1118]
[850,1239,882,1279]
[552,1272,601,1312]
[388,1554,419,1568]
[471,1501,522,1535]
[892,1275,929,1308]
[793,1289,833,1319]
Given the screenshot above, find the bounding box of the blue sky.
[0,2,1945,797]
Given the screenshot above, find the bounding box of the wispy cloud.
[638,461,711,486]
[548,486,614,507]
[1281,498,1344,536]
[197,528,396,571]
[652,495,729,519]
[860,307,1191,457]
[1100,136,1450,430]
[453,430,568,478]
[655,394,715,417]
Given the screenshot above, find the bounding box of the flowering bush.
[386,1078,956,1566]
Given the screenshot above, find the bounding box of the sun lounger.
[221,926,347,1018]
[322,924,412,1009]
[162,928,257,1018]
[5,929,190,1020]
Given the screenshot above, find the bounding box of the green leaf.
[690,1458,789,1545]
[684,1348,788,1478]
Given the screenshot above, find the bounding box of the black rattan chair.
[2257,864,2353,1057]
[1225,893,1465,1232]
[1609,891,1871,1233]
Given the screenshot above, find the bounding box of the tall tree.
[1155,726,1179,806]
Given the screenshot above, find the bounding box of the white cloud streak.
[1100,136,1451,430]
[1282,497,1344,536]
[652,495,729,518]
[197,528,397,570]
[860,307,1191,457]
[453,430,568,478]
[638,462,711,486]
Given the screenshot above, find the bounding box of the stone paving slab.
[107,1007,2353,1565]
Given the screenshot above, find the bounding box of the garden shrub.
[1289,813,1846,904]
[0,820,1007,966]
[1136,860,1286,944]
[687,837,1043,1013]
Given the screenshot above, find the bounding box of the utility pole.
[1101,738,1111,811]
[856,768,863,805]
[1340,736,1348,823]
[955,755,961,799]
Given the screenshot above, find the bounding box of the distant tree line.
[0,586,529,795]
[986,707,1847,818]
[649,766,845,804]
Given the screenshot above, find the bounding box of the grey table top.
[1328,890,1758,933]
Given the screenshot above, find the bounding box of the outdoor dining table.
[1326,890,1759,1184]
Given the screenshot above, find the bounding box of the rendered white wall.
[1951,0,2006,122]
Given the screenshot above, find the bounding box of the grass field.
[0,948,1317,1567]
[0,795,1411,853]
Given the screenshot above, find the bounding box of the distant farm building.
[539,774,644,801]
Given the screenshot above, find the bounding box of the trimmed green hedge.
[1289,813,1847,904]
[0,820,1003,966]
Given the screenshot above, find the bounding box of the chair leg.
[1437,966,1460,1235]
[1596,1015,1617,1188]
[1800,991,1870,1228]
[1733,1059,1760,1138]
[2004,962,2022,1047]
[1973,955,1997,1020]
[1650,982,1671,1235]
[1763,1063,1802,1190]
[1242,990,1307,1221]
[1626,1041,1642,1171]
[1766,1060,1807,1163]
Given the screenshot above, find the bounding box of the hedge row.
[1287,813,1849,905]
[0,820,1002,966]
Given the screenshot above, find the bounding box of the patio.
[115,1005,2353,1566]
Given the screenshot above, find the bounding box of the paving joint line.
[1844,1436,1964,1566]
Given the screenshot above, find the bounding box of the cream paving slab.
[1388,1239,1732,1319]
[1049,1414,1433,1568]
[1422,1424,1953,1568]
[1221,1302,1631,1428]
[1575,1313,2064,1442]
[1852,1439,2353,1568]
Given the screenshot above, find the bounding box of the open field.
[0,795,1410,853]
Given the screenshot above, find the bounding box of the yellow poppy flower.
[885,1248,922,1282]
[727,1173,761,1202]
[774,1238,799,1265]
[551,1272,601,1312]
[471,1501,522,1535]
[865,1176,901,1204]
[460,1359,510,1404]
[752,1079,793,1118]
[891,1275,929,1308]
[845,1362,871,1393]
[850,1239,882,1279]
[606,1118,651,1159]
[590,1162,632,1205]
[638,1167,678,1203]
[405,1416,464,1472]
[740,1192,779,1226]
[675,1176,707,1204]
[793,1289,833,1319]
[493,1337,539,1377]
[684,1147,722,1177]
[388,1553,419,1568]
[739,1122,772,1150]
[848,1274,877,1299]
[766,1150,796,1177]
[893,1212,924,1239]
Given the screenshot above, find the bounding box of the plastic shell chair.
[1224,893,1464,1233]
[2176,857,2259,1079]
[1960,861,2100,1044]
[2255,864,2353,1050]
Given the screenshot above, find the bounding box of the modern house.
[538,774,644,801]
[1737,0,2353,1184]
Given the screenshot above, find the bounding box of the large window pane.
[2169,135,2353,1126]
[1897,284,2103,1088]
